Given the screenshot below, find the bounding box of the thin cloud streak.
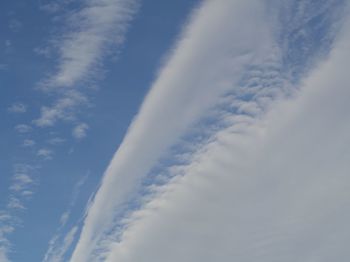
[43,173,89,262]
[71,1,275,261]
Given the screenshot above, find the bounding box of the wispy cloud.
[34,0,139,130]
[48,137,66,146]
[22,139,36,147]
[70,0,277,261]
[34,90,88,127]
[14,124,32,134]
[0,163,37,260]
[72,123,89,140]
[41,0,138,89]
[9,173,34,193]
[8,103,27,113]
[7,197,25,210]
[43,173,89,262]
[37,148,54,160]
[43,226,78,262]
[0,212,13,262]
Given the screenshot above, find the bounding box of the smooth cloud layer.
[71,0,275,261]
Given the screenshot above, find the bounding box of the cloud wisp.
[43,173,89,262]
[0,164,38,261]
[70,0,279,261]
[7,103,27,114]
[35,0,139,128]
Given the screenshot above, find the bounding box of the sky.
[0,0,350,261]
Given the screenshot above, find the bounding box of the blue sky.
[1,0,350,261]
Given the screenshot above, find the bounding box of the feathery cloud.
[8,103,27,113]
[34,0,139,131]
[72,123,89,140]
[14,124,32,134]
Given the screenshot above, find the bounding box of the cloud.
[10,173,33,193]
[0,164,37,260]
[8,18,22,32]
[43,226,78,262]
[48,137,66,145]
[22,139,36,147]
[14,124,32,134]
[0,213,13,262]
[41,0,138,89]
[70,0,277,261]
[37,148,54,160]
[43,173,89,262]
[7,197,25,210]
[39,0,71,14]
[8,103,27,113]
[72,123,89,140]
[0,247,10,262]
[34,91,87,127]
[105,8,350,261]
[35,0,139,130]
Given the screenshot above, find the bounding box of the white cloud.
[0,247,10,262]
[34,91,87,127]
[48,137,66,145]
[35,0,138,130]
[21,191,34,197]
[7,197,25,210]
[0,163,38,259]
[10,173,33,193]
[72,123,89,140]
[104,9,350,261]
[43,226,78,262]
[14,124,32,133]
[22,139,36,147]
[43,173,89,262]
[37,148,54,160]
[70,0,277,261]
[41,0,138,89]
[8,103,27,113]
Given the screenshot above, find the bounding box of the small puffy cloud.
[22,139,36,147]
[37,148,54,160]
[72,123,89,139]
[8,103,27,113]
[14,124,32,133]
